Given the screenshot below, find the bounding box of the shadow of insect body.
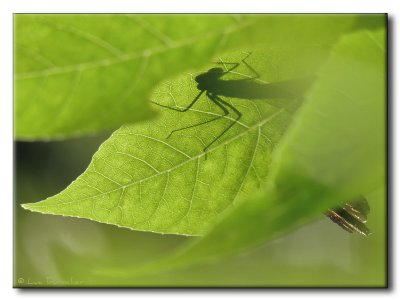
[153,52,371,236]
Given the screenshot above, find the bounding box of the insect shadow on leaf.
[152,52,371,236]
[152,52,314,154]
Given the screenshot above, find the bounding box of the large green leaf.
[15,14,358,140]
[141,29,386,273]
[22,45,329,235]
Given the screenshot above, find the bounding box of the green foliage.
[132,28,385,275]
[22,47,327,235]
[17,14,386,287]
[15,14,357,140]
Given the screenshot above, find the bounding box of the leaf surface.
[15,14,357,140]
[147,29,386,271]
[22,46,327,235]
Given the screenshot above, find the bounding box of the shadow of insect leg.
[166,91,229,139]
[203,95,242,153]
[241,52,260,79]
[216,52,260,80]
[151,90,205,112]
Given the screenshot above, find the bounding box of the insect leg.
[203,95,242,153]
[325,207,371,236]
[151,90,205,112]
[167,91,229,138]
[325,197,371,236]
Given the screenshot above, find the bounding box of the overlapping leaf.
[145,29,386,272]
[15,14,358,140]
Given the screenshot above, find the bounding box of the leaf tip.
[21,203,36,211]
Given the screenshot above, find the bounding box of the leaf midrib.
[23,106,286,209]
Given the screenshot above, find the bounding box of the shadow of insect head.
[152,52,370,236]
[153,52,313,154]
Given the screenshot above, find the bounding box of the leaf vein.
[15,20,254,80]
[27,107,284,209]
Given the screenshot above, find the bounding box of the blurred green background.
[14,134,386,287]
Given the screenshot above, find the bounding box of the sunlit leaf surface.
[15,14,357,140]
[22,47,326,235]
[16,14,386,288]
[149,29,386,278]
